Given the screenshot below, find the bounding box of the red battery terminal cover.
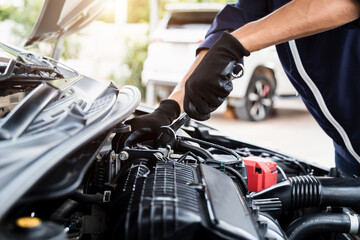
[243,156,278,192]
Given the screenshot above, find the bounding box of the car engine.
[2,110,360,240]
[0,44,359,240]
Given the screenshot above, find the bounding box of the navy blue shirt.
[199,0,360,173]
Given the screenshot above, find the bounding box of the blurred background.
[0,0,334,168]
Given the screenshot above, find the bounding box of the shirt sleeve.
[197,0,271,54]
[197,0,360,54]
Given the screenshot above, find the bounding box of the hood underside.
[25,0,107,47]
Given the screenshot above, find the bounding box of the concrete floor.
[205,98,335,169]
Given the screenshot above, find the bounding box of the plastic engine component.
[243,156,278,192]
[109,161,264,240]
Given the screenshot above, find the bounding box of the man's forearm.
[233,0,360,52]
[168,50,208,111]
[168,0,360,109]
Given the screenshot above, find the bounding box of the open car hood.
[25,0,107,47]
[0,43,141,219]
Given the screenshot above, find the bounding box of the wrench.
[157,113,190,148]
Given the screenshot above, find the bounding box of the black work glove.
[117,99,180,148]
[184,31,250,120]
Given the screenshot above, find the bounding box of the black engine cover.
[109,161,260,240]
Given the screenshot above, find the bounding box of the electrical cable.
[224,166,249,194]
[178,136,242,162]
[277,165,288,181]
[176,139,214,160]
[177,151,202,164]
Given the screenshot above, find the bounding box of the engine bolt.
[119,151,129,161]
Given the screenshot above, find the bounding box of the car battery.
[243,156,278,192]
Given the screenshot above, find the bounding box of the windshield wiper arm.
[0,60,64,82]
[0,59,16,81]
[14,60,64,78]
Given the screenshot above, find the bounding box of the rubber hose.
[252,176,360,211]
[286,213,360,240]
[177,136,242,161]
[176,140,214,160]
[50,199,79,222]
[224,166,249,194]
[69,191,104,204]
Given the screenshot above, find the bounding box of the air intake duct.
[252,176,360,212]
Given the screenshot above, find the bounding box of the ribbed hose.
[286,213,360,240]
[289,176,320,209]
[252,176,360,211]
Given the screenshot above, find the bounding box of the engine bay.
[0,44,359,239]
[1,105,359,240]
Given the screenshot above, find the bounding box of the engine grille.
[142,162,199,213]
[110,162,201,240]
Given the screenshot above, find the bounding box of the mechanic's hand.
[184,31,250,120]
[118,99,180,148]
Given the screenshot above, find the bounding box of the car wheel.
[234,74,275,121]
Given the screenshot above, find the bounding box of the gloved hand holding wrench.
[183,31,248,121]
[120,31,248,147]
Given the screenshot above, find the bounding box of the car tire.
[234,74,275,121]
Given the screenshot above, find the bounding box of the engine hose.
[224,166,249,194]
[50,199,79,223]
[252,175,360,211]
[175,140,214,160]
[286,213,360,240]
[69,191,104,204]
[177,136,242,162]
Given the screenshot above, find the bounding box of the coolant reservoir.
[243,156,278,192]
[0,216,65,240]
